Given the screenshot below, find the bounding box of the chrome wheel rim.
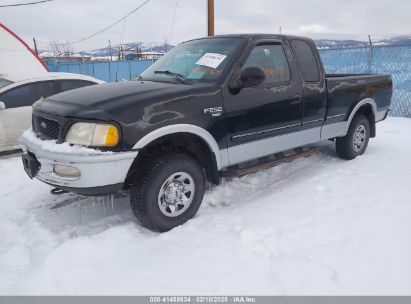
[353,124,367,152]
[157,171,195,217]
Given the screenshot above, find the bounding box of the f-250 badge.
[203,107,223,117]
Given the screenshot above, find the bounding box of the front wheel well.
[124,133,220,188]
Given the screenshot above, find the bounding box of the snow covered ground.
[0,118,410,295]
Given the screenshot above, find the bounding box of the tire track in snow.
[198,144,338,293]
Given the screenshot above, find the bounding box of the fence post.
[367,35,374,73]
[108,61,112,82]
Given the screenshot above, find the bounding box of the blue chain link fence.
[319,44,411,117]
[45,59,154,83]
[45,43,411,117]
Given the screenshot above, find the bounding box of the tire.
[130,153,205,232]
[336,114,370,160]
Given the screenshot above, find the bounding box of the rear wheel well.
[353,104,376,138]
[124,133,220,188]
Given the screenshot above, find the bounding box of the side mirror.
[239,67,266,88]
[0,101,5,110]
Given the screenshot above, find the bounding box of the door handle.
[290,95,301,104]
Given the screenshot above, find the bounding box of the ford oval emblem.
[40,122,47,129]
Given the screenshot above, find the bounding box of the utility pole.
[279,26,282,34]
[207,0,214,36]
[33,38,39,56]
[108,40,113,61]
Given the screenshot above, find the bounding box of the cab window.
[243,44,290,83]
[291,40,320,82]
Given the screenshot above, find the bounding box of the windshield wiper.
[154,70,188,84]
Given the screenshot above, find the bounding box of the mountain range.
[82,42,174,57]
[314,35,411,48]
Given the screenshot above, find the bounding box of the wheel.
[336,114,370,160]
[130,153,205,232]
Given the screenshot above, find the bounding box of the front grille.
[32,115,60,140]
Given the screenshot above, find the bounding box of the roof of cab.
[184,33,312,43]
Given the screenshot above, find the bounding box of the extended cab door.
[290,39,327,145]
[222,39,303,165]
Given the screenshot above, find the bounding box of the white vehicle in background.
[0,22,104,153]
[0,73,104,153]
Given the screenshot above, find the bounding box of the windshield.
[140,37,245,84]
[0,78,13,90]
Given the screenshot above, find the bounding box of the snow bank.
[1,118,411,295]
[20,129,113,155]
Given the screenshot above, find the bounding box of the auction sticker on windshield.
[195,53,227,69]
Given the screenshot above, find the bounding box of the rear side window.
[0,81,54,108]
[291,40,320,82]
[58,80,96,93]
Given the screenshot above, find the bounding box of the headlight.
[65,122,119,147]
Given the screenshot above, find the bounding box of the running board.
[220,147,318,178]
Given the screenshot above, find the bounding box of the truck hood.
[33,80,212,121]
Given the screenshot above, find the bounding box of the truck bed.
[325,73,393,119]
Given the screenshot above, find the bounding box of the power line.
[119,18,128,49]
[169,0,179,43]
[0,0,53,8]
[60,0,152,45]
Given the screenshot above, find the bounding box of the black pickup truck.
[20,34,392,231]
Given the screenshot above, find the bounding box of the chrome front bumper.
[19,133,137,194]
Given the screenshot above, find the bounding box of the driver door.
[222,40,303,165]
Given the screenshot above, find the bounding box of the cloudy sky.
[1,0,409,51]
